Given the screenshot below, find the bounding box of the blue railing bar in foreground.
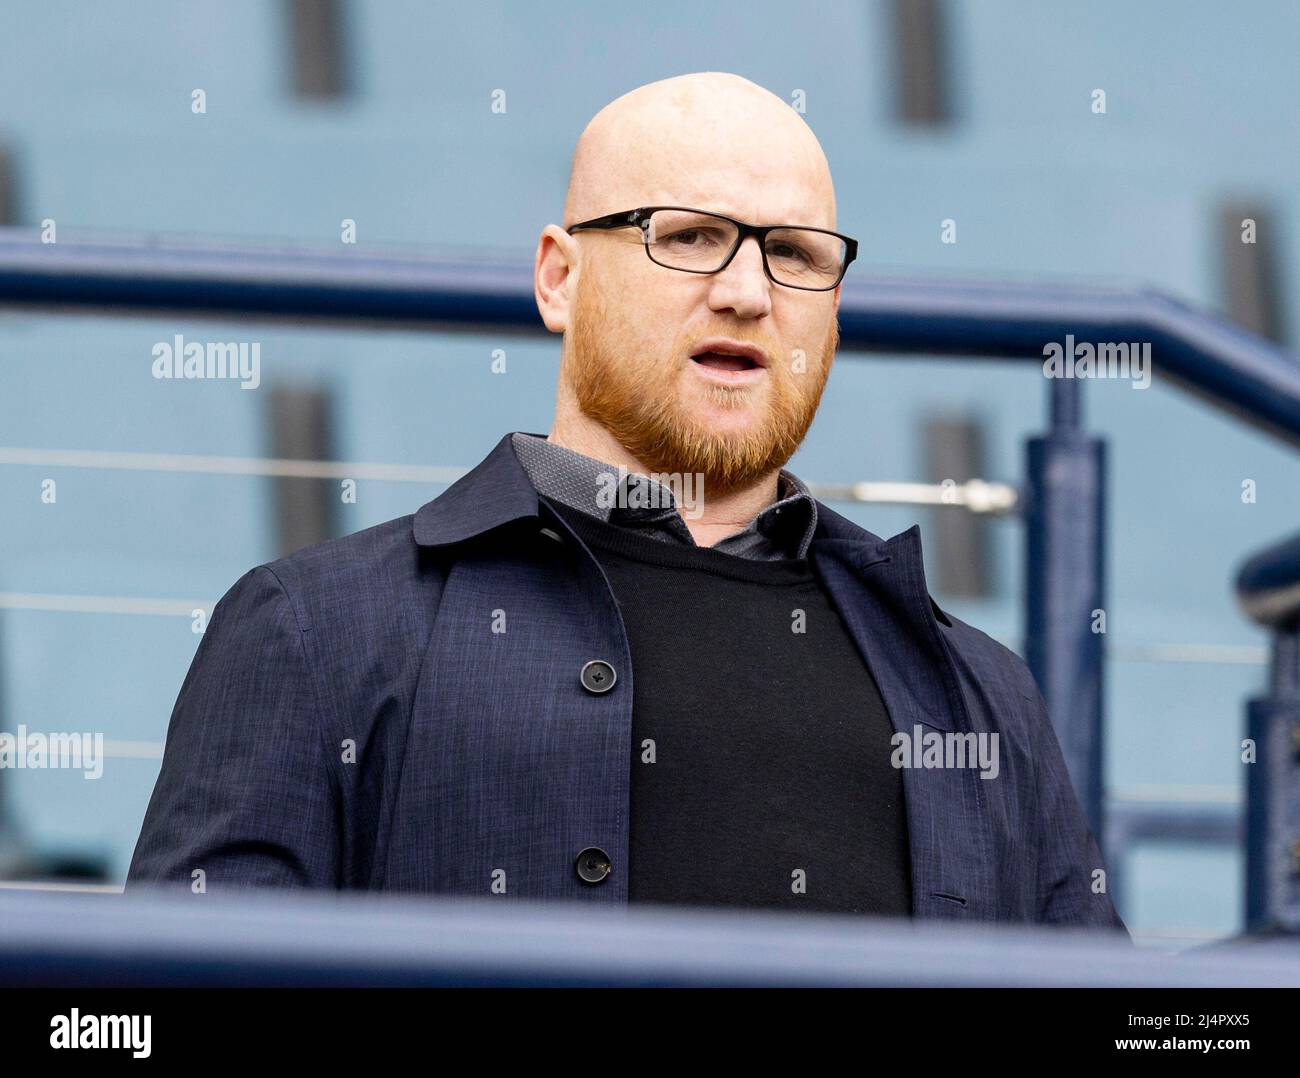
[1,888,1297,987]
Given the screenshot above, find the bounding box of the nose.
[706,235,772,319]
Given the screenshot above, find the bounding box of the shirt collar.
[509,431,819,559]
[412,431,891,563]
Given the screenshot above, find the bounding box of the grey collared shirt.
[510,431,818,561]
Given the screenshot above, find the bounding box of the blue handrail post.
[1025,376,1108,851]
[1245,624,1300,932]
[1237,534,1300,932]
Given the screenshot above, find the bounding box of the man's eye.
[664,228,722,246]
[768,242,809,263]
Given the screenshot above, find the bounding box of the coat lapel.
[810,515,997,919]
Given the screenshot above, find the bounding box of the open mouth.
[688,339,768,374]
[691,351,760,372]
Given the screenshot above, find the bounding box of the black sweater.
[547,497,912,917]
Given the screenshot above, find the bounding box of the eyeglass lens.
[639,209,846,288]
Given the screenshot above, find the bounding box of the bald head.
[563,72,837,231]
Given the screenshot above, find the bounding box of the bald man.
[128,73,1127,935]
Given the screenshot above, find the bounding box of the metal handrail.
[1,887,1296,986]
[2,227,1299,445]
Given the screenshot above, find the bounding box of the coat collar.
[410,429,951,618]
[413,432,543,547]
[415,431,899,552]
[411,432,948,628]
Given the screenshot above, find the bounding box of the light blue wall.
[2,0,1298,945]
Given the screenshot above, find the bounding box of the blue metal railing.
[3,225,1300,931]
[0,886,1295,986]
[1238,533,1300,630]
[1237,531,1300,932]
[3,229,1298,442]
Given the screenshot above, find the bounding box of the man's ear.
[535,225,579,333]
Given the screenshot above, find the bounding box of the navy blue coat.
[127,432,1128,932]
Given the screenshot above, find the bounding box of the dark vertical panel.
[923,415,990,597]
[0,148,12,873]
[288,0,348,99]
[0,615,15,878]
[0,145,16,224]
[1219,204,1288,345]
[891,0,951,126]
[269,386,337,557]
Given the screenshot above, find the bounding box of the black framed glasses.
[565,206,857,292]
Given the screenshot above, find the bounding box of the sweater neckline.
[543,497,817,585]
